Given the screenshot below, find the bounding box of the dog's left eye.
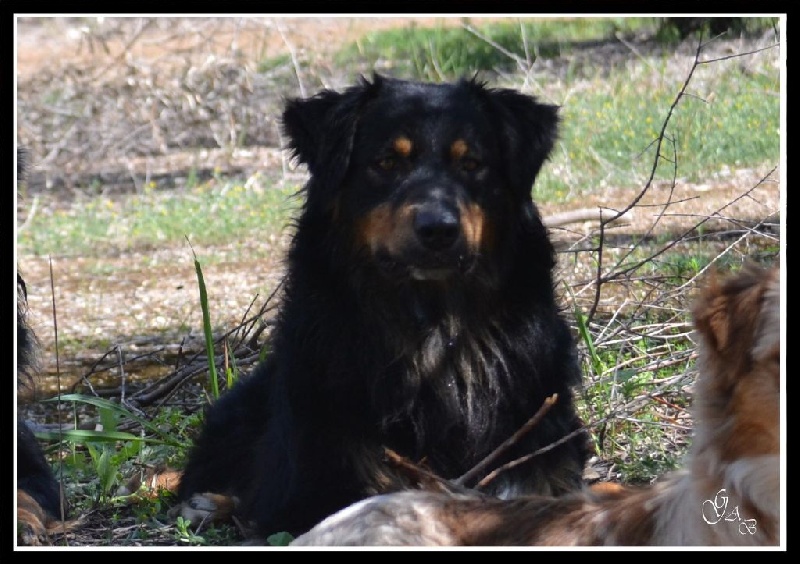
[376,156,397,171]
[460,157,481,172]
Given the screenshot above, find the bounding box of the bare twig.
[476,424,589,490]
[383,449,463,494]
[455,394,558,488]
[462,22,531,74]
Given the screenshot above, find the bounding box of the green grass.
[18,174,299,257]
[336,18,661,80]
[575,315,695,483]
[543,60,779,200]
[335,17,777,83]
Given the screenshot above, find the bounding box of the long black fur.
[177,75,590,537]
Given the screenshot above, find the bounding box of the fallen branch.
[544,208,634,228]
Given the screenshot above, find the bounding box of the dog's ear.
[281,77,379,196]
[467,79,559,196]
[692,264,778,385]
[696,265,779,351]
[466,80,558,265]
[692,270,730,353]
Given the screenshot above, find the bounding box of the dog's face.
[346,84,511,282]
[282,75,559,283]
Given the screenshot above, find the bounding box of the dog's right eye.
[376,156,396,171]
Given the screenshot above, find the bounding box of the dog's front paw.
[169,493,239,528]
[117,466,182,498]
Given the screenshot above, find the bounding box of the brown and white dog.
[292,263,782,547]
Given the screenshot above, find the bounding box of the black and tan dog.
[293,263,782,546]
[16,148,71,545]
[176,75,591,538]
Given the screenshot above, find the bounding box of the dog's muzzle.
[398,202,472,281]
[413,204,461,253]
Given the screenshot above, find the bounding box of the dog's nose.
[414,206,460,251]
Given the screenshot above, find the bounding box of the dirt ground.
[16,16,500,76]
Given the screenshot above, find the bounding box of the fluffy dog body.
[177,75,589,537]
[293,264,781,546]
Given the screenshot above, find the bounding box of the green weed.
[189,246,220,399]
[37,394,189,503]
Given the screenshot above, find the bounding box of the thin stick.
[476,424,588,490]
[455,394,558,488]
[383,448,456,493]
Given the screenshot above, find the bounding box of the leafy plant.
[174,516,207,545]
[37,394,188,502]
[267,531,294,546]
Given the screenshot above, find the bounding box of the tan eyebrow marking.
[393,136,413,157]
[450,139,469,160]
